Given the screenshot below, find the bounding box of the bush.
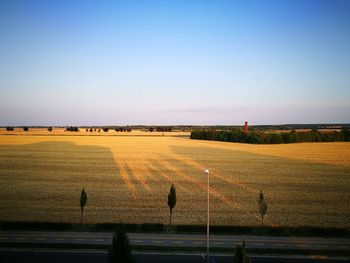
[233,241,251,263]
[109,225,133,263]
[47,127,53,132]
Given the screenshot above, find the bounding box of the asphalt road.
[0,231,349,251]
[0,249,348,263]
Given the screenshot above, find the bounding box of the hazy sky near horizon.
[1,0,349,126]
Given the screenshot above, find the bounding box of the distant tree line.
[82,127,133,132]
[4,127,54,132]
[190,128,350,144]
[156,126,172,132]
[115,127,132,132]
[85,128,97,132]
[5,127,29,131]
[148,127,173,132]
[65,126,79,132]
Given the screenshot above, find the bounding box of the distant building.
[244,121,248,133]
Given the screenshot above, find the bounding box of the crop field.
[0,134,349,227]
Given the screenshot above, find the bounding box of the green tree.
[258,190,267,225]
[167,184,177,230]
[80,188,87,226]
[342,128,350,141]
[109,225,133,263]
[268,133,282,144]
[233,241,251,263]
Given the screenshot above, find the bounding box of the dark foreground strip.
[0,242,349,257]
[1,221,348,238]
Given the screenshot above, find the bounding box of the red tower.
[244,121,248,133]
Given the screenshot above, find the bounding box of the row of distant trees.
[5,126,173,133]
[5,127,53,132]
[65,126,79,132]
[5,127,28,131]
[74,127,134,132]
[148,127,173,132]
[115,127,132,132]
[191,128,350,144]
[4,126,134,133]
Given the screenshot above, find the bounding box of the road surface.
[0,231,349,251]
[0,249,348,263]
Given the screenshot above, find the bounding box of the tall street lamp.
[204,169,210,262]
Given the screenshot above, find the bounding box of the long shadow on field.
[0,141,134,223]
[170,145,350,227]
[124,163,151,193]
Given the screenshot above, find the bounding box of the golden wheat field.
[0,132,349,227]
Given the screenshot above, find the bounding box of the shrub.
[109,225,133,263]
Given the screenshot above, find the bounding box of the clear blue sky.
[1,0,349,126]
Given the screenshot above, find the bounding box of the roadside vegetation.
[258,191,267,225]
[167,184,177,231]
[233,241,251,263]
[109,225,134,263]
[80,188,87,226]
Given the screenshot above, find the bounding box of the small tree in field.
[167,184,177,230]
[109,225,133,263]
[80,188,87,226]
[258,190,267,225]
[47,127,53,132]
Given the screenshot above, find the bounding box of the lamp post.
[204,169,210,262]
